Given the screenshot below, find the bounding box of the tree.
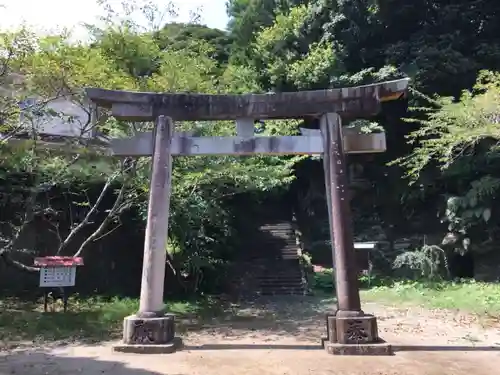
[394,71,500,256]
[320,0,500,95]
[156,23,233,67]
[226,0,278,64]
[0,1,300,295]
[0,28,137,271]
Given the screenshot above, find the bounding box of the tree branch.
[73,181,127,258]
[55,173,120,255]
[0,251,40,272]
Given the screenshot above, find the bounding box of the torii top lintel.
[85,78,410,122]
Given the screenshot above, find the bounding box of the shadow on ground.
[393,345,500,352]
[183,295,336,342]
[0,294,337,350]
[181,343,500,353]
[183,343,323,351]
[4,294,500,356]
[0,299,117,349]
[0,296,225,350]
[0,348,185,375]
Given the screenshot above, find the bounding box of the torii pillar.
[121,115,177,353]
[85,77,409,355]
[321,113,388,355]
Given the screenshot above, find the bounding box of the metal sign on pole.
[34,256,84,312]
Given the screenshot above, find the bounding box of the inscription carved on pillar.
[345,319,369,343]
[123,315,176,346]
[131,320,157,344]
[332,314,379,345]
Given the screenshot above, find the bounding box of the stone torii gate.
[85,78,409,355]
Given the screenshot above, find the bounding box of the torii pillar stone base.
[322,314,392,355]
[113,314,179,354]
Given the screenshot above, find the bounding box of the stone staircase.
[233,207,308,296]
[257,259,305,296]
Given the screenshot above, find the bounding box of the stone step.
[251,226,293,230]
[259,230,294,234]
[260,284,304,289]
[258,274,302,278]
[259,285,304,290]
[243,254,298,258]
[260,280,302,284]
[258,275,303,280]
[258,272,302,277]
[243,258,299,263]
[242,258,299,262]
[246,263,301,268]
[258,276,302,280]
[255,239,294,242]
[258,223,294,227]
[261,274,301,278]
[259,283,304,289]
[243,240,296,244]
[260,289,305,295]
[251,242,296,247]
[245,252,299,258]
[248,246,297,250]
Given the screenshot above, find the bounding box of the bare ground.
[1,296,500,375]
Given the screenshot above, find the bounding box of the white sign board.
[39,266,76,288]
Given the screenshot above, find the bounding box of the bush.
[312,268,388,292]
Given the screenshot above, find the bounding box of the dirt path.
[1,296,500,375]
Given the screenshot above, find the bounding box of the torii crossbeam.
[85,78,409,356]
[87,78,408,121]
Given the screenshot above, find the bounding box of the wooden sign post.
[85,78,409,355]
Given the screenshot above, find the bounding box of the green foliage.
[252,4,326,90]
[226,0,280,64]
[346,119,384,134]
[318,0,500,95]
[396,71,500,180]
[251,2,405,92]
[219,64,262,94]
[312,268,387,292]
[313,268,335,292]
[156,23,232,66]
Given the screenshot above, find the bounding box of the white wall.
[33,97,93,139]
[2,73,94,139]
[18,96,94,139]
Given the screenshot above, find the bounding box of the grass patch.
[0,295,225,349]
[312,268,500,319]
[362,280,500,317]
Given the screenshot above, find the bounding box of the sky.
[1,0,229,39]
